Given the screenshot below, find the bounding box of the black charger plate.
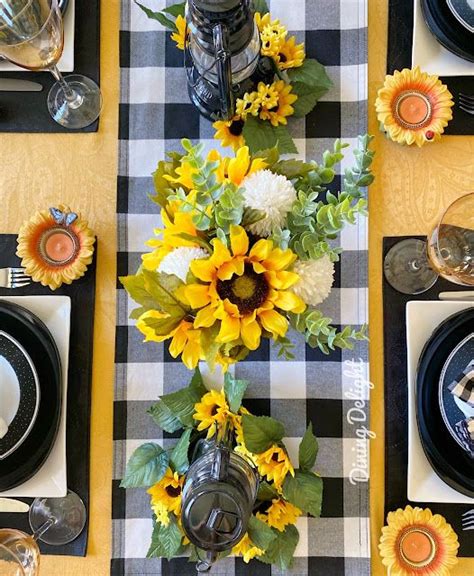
[422,0,474,63]
[0,301,62,492]
[416,308,474,498]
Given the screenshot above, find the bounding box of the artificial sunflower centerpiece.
[121,368,323,571]
[379,506,460,575]
[120,136,374,371]
[375,66,454,147]
[135,0,332,154]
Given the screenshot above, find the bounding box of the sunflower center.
[279,52,287,63]
[229,119,245,136]
[165,485,181,498]
[268,105,279,113]
[216,264,269,314]
[210,405,219,416]
[271,452,280,462]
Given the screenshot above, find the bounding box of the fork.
[0,267,31,288]
[458,93,474,115]
[462,509,474,531]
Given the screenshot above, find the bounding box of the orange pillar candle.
[44,230,75,263]
[396,92,431,126]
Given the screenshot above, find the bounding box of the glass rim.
[435,191,474,254]
[0,0,58,34]
[0,543,26,576]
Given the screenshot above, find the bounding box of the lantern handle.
[212,22,234,121]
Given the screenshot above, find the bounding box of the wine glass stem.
[49,65,83,109]
[31,517,56,541]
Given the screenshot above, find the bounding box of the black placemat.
[387,0,474,135]
[0,0,100,133]
[0,234,96,557]
[383,236,474,557]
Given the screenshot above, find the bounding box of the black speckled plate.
[416,308,474,498]
[0,301,61,492]
[0,330,40,460]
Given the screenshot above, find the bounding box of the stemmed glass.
[0,490,86,576]
[384,193,474,294]
[0,0,102,128]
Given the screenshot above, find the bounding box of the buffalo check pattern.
[113,1,369,574]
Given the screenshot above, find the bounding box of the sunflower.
[379,506,459,576]
[260,22,288,59]
[208,146,267,187]
[193,389,230,438]
[236,91,260,119]
[257,498,302,532]
[147,468,184,527]
[375,66,454,147]
[254,12,272,32]
[171,15,188,51]
[232,533,264,563]
[136,312,202,370]
[16,206,95,291]
[254,445,295,489]
[182,226,306,351]
[260,80,298,126]
[213,116,246,151]
[256,82,279,110]
[277,36,305,69]
[164,159,198,190]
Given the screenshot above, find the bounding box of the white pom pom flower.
[158,246,208,282]
[241,169,297,237]
[292,255,335,307]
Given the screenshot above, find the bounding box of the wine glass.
[0,0,102,129]
[0,490,86,576]
[384,193,474,294]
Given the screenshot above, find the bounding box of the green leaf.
[174,232,211,252]
[140,314,183,337]
[288,58,333,91]
[142,270,188,317]
[134,1,176,31]
[257,481,279,501]
[283,470,323,517]
[129,306,148,320]
[273,159,314,179]
[247,515,277,550]
[259,525,299,570]
[148,401,183,433]
[291,82,327,118]
[189,366,207,397]
[242,414,285,454]
[147,515,183,560]
[252,145,280,167]
[162,2,186,18]
[161,389,199,429]
[299,422,319,472]
[243,117,298,155]
[170,429,192,474]
[241,207,266,228]
[253,0,269,14]
[120,443,169,488]
[120,274,156,309]
[223,373,248,413]
[200,324,221,371]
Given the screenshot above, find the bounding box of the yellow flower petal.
[271,290,306,313]
[240,314,262,350]
[258,309,288,338]
[190,258,215,282]
[249,238,273,261]
[217,257,245,281]
[217,314,241,343]
[183,284,211,309]
[194,304,218,328]
[230,225,249,257]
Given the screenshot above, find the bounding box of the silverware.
[462,509,474,531]
[0,498,30,513]
[439,291,474,301]
[0,79,43,92]
[0,267,31,289]
[459,93,474,115]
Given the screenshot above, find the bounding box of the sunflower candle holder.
[17,206,95,290]
[379,506,459,575]
[375,66,454,147]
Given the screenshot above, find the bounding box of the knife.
[439,291,474,301]
[0,498,30,513]
[0,79,43,92]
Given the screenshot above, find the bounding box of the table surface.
[0,1,472,575]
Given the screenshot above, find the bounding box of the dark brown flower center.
[210,405,219,416]
[271,452,280,462]
[279,52,287,63]
[216,264,269,315]
[268,105,279,113]
[229,119,245,136]
[165,485,181,498]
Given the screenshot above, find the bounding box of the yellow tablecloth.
[0,1,472,574]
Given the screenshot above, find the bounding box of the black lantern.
[185,0,274,121]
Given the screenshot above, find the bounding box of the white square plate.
[0,0,75,73]
[0,296,70,498]
[412,0,474,76]
[406,300,474,504]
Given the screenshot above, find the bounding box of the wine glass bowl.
[0,529,40,576]
[0,0,102,129]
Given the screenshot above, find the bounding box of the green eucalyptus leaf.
[247,515,277,550]
[282,470,323,517]
[170,429,192,474]
[147,515,183,559]
[299,422,319,472]
[223,373,248,413]
[242,414,285,454]
[120,443,169,488]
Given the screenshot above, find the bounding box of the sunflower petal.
[258,309,288,338]
[241,315,262,350]
[217,315,241,343]
[183,284,211,309]
[271,290,306,313]
[230,225,249,257]
[191,258,215,282]
[249,238,273,261]
[217,257,245,281]
[194,304,218,328]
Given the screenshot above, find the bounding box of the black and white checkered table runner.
[113,1,369,574]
